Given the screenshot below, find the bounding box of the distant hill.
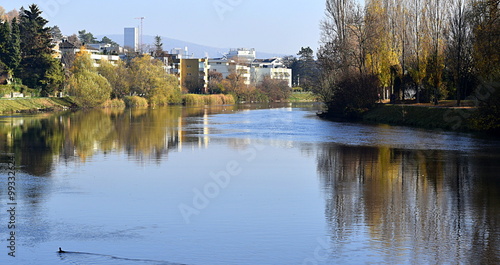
[97,34,286,59]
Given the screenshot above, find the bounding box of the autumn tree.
[68,50,112,107]
[207,70,224,94]
[469,0,500,80]
[98,60,130,99]
[446,0,474,105]
[365,0,399,100]
[319,0,379,117]
[257,76,291,101]
[468,0,500,132]
[128,55,181,104]
[67,34,82,47]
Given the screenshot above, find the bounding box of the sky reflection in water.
[0,103,499,264]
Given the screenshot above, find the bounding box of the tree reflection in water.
[316,143,500,264]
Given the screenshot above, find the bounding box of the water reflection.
[0,106,242,176]
[316,143,500,264]
[1,104,499,264]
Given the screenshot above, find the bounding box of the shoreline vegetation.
[1,94,495,135]
[362,103,476,131]
[0,92,319,114]
[1,93,498,136]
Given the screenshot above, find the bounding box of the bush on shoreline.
[183,94,235,105]
[124,96,149,108]
[100,99,126,109]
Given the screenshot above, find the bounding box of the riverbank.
[362,104,477,131]
[0,97,76,113]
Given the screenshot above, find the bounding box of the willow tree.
[128,55,181,105]
[98,59,130,99]
[68,50,112,108]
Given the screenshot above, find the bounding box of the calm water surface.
[0,103,499,265]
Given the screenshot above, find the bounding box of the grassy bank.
[288,92,319,102]
[363,104,476,131]
[0,97,76,113]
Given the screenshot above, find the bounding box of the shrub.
[183,94,204,105]
[149,86,183,106]
[100,99,126,109]
[124,96,149,107]
[183,94,236,105]
[220,94,236,104]
[324,73,379,119]
[204,94,223,105]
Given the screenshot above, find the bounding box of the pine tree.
[17,4,64,95]
[0,20,10,74]
[5,18,21,73]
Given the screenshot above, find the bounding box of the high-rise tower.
[124,27,138,52]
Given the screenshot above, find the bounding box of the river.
[0,103,499,264]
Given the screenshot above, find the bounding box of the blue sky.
[2,0,326,55]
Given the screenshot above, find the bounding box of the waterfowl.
[58,247,65,253]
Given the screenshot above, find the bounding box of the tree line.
[1,4,294,107]
[317,0,499,125]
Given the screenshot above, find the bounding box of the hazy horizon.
[2,1,325,55]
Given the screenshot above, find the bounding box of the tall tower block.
[124,27,138,52]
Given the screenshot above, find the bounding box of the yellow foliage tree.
[67,49,111,108]
[128,55,181,105]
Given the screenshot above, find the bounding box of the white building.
[124,27,138,52]
[170,47,191,59]
[227,48,256,63]
[208,58,252,85]
[58,40,120,67]
[88,43,123,55]
[251,58,292,87]
[208,53,292,87]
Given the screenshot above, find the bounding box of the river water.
[0,103,499,264]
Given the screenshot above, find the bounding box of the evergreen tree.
[50,25,63,42]
[296,47,319,91]
[153,35,164,57]
[78,30,96,44]
[5,18,21,73]
[99,36,118,47]
[17,4,64,95]
[0,20,10,72]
